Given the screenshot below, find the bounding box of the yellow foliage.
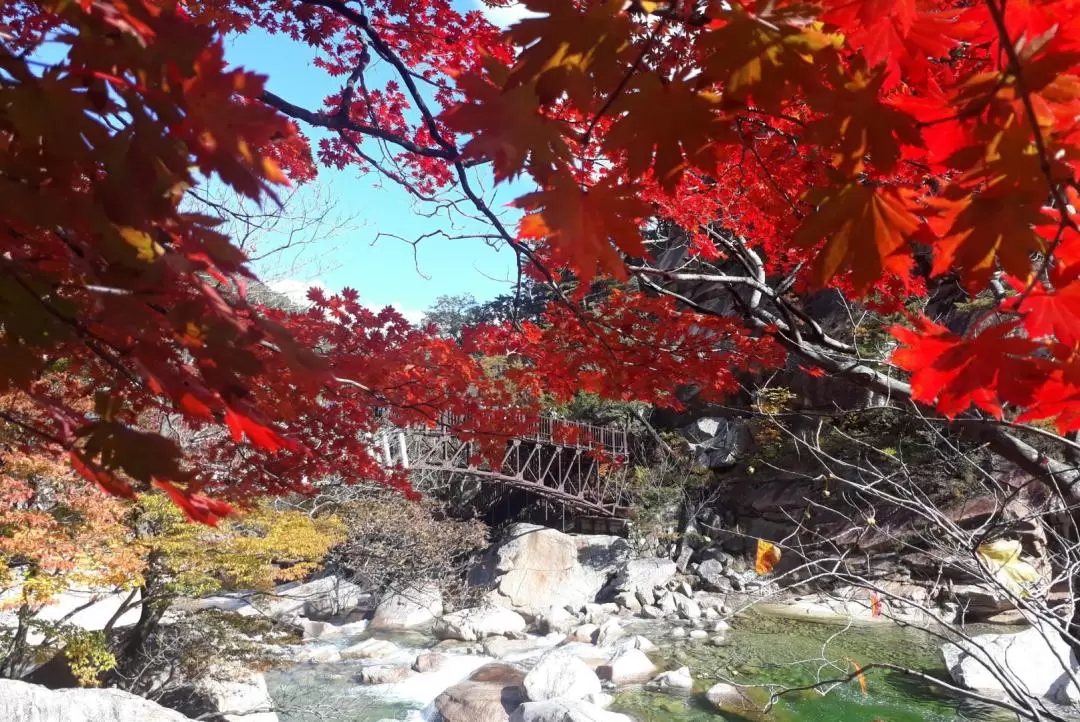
[976,539,1040,597]
[62,631,117,687]
[136,495,345,596]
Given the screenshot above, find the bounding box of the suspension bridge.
[371,413,634,519]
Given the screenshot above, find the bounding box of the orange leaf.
[870,591,882,618]
[794,182,921,293]
[755,538,781,575]
[515,171,650,282]
[846,657,869,695]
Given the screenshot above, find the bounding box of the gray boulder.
[696,559,733,593]
[293,645,341,664]
[0,679,193,722]
[370,583,443,630]
[340,638,399,660]
[481,525,630,614]
[537,605,577,635]
[250,576,365,622]
[942,622,1080,704]
[610,559,677,596]
[673,594,701,620]
[682,417,752,470]
[523,650,602,702]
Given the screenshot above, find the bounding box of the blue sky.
[222,1,533,319]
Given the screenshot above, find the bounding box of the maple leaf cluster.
[5,0,1080,519]
[439,0,1080,436]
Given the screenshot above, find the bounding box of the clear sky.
[221,1,532,319]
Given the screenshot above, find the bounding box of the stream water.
[264,614,1022,722]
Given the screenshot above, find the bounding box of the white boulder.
[647,666,693,692]
[610,559,677,595]
[0,680,193,722]
[370,583,443,630]
[598,648,657,685]
[942,622,1080,704]
[433,606,528,642]
[340,638,399,660]
[524,650,603,702]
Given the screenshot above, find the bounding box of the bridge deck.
[373,414,632,517]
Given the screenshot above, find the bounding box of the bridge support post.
[397,431,410,469]
[380,433,393,466]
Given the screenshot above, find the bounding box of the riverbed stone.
[673,594,701,620]
[640,605,662,620]
[510,699,633,722]
[646,666,693,692]
[370,583,443,630]
[0,679,193,722]
[594,619,623,647]
[340,638,399,660]
[294,645,341,664]
[169,663,277,722]
[597,648,657,686]
[434,663,527,722]
[538,606,577,635]
[696,559,733,593]
[610,635,657,654]
[570,623,599,643]
[413,652,451,673]
[942,622,1080,703]
[434,606,528,642]
[610,558,677,595]
[524,649,602,702]
[612,592,641,613]
[705,682,769,716]
[582,603,617,625]
[656,592,678,616]
[357,665,414,685]
[689,629,708,640]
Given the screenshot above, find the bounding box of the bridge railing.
[381,409,628,456]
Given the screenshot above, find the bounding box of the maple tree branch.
[297,0,456,154]
[636,265,1080,505]
[580,25,660,149]
[260,90,455,160]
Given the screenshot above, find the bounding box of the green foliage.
[542,391,647,425]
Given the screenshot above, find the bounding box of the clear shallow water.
[613,613,1014,722]
[265,614,1023,721]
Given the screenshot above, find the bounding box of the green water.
[267,613,1026,721]
[614,614,1012,722]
